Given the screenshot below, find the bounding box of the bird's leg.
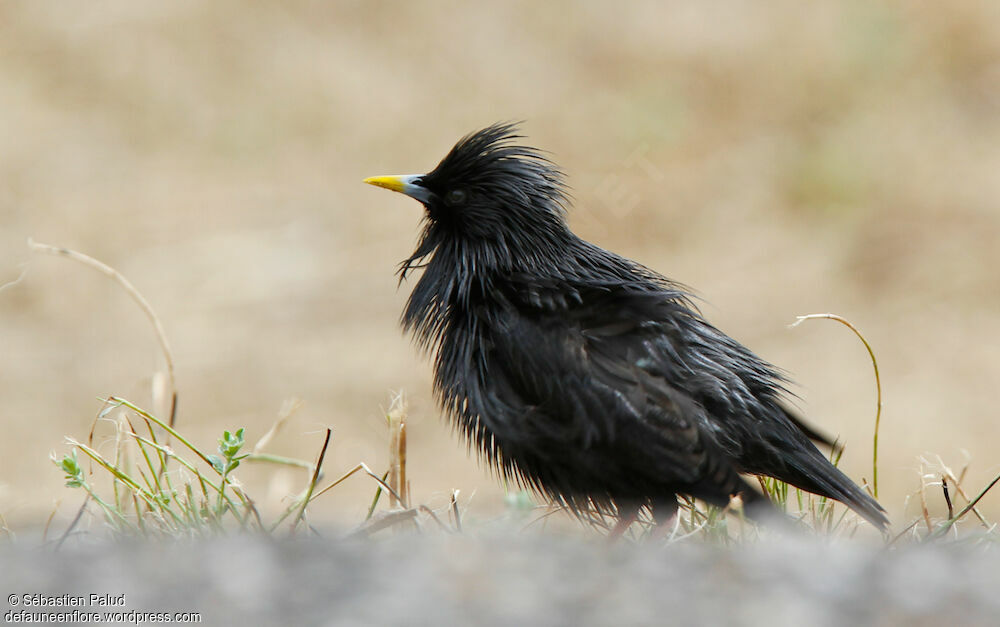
[648,499,680,541]
[607,503,639,542]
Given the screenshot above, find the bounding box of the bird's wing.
[483,279,762,507]
[500,278,888,529]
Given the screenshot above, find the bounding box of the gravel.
[2,532,997,626]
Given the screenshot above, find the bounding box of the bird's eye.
[444,188,468,206]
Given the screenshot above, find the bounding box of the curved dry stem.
[791,313,882,499]
[0,263,29,294]
[28,239,178,426]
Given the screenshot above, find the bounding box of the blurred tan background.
[2,0,999,532]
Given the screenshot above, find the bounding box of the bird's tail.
[689,445,888,531]
[694,460,887,532]
[784,449,889,531]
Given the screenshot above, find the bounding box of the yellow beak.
[363,174,432,203]
[363,175,409,193]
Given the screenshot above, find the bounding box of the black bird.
[364,123,888,532]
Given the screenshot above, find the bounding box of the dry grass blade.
[348,509,419,539]
[886,519,922,547]
[253,398,303,455]
[927,470,1000,541]
[386,394,407,508]
[939,461,990,528]
[521,505,568,532]
[0,263,29,294]
[28,239,179,426]
[919,477,933,534]
[55,496,91,551]
[418,505,452,532]
[295,462,405,517]
[292,428,332,533]
[41,506,58,543]
[451,489,462,533]
[942,476,954,520]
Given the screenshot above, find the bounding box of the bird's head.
[365,123,570,279]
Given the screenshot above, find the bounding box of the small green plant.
[51,397,263,536]
[209,428,249,516]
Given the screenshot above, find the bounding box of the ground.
[2,531,998,626]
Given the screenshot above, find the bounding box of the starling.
[364,123,888,532]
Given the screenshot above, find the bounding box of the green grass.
[49,396,376,540]
[44,390,1000,547]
